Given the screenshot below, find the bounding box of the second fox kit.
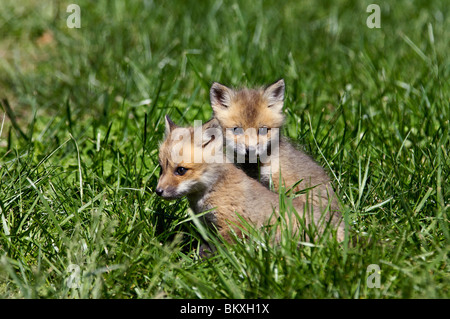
[155,116,344,243]
[210,79,339,211]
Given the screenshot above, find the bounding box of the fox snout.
[155,176,177,199]
[154,185,178,199]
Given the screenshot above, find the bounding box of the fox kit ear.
[164,115,178,136]
[264,79,285,111]
[210,82,234,112]
[201,118,222,148]
[203,118,221,130]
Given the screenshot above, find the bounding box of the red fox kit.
[155,116,344,245]
[209,79,340,211]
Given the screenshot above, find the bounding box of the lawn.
[0,0,448,299]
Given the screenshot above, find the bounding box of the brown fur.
[210,80,341,212]
[156,117,344,245]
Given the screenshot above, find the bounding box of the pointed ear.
[203,118,221,130]
[164,115,178,136]
[210,82,234,112]
[264,79,285,110]
[202,118,222,148]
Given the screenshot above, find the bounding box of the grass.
[0,0,448,299]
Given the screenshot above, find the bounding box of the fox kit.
[209,79,340,211]
[155,116,344,245]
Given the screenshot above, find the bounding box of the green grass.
[0,0,448,298]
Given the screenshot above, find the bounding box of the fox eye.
[233,127,244,135]
[175,167,188,176]
[158,162,164,176]
[258,127,269,135]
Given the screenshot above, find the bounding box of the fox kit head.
[210,79,285,159]
[155,116,223,200]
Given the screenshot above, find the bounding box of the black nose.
[155,188,163,196]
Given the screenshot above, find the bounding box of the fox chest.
[190,196,243,231]
[190,197,218,228]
